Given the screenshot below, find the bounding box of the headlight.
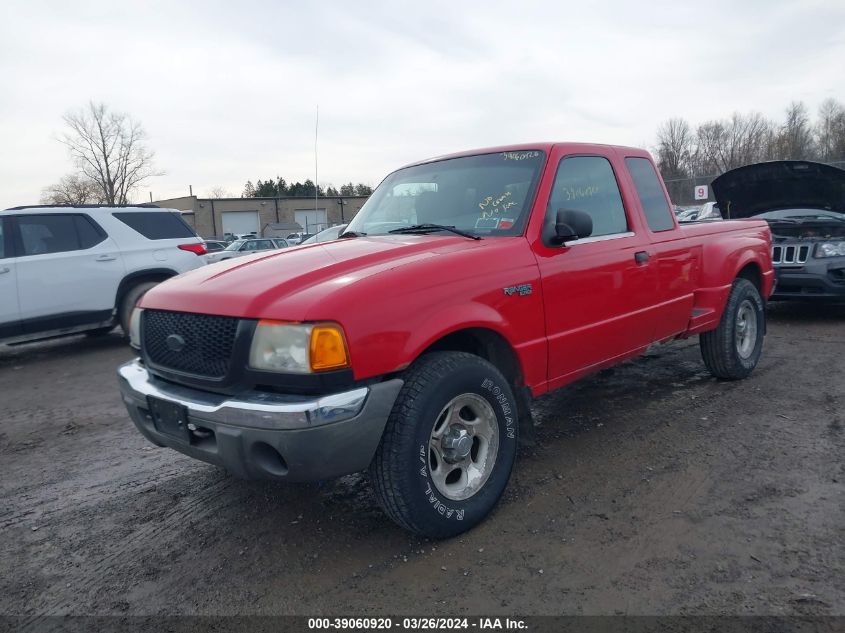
[249,321,350,373]
[815,241,845,258]
[129,308,143,349]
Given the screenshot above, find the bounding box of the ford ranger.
[118,143,774,538]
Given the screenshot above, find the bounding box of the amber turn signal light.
[309,325,350,371]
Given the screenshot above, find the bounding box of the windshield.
[345,151,545,237]
[224,239,246,251]
[755,208,845,221]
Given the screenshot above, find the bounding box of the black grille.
[143,310,239,378]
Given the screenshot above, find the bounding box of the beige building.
[152,195,369,239]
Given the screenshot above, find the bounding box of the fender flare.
[399,301,521,371]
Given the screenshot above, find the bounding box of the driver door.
[534,153,659,390]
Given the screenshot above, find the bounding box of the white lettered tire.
[369,351,518,538]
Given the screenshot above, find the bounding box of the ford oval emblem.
[165,334,186,352]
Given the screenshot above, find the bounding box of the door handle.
[95,254,117,262]
[634,251,649,264]
[0,266,9,274]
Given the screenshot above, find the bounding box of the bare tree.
[39,173,104,205]
[815,98,845,161]
[59,101,161,205]
[207,186,232,199]
[773,101,815,160]
[694,112,774,174]
[655,118,694,179]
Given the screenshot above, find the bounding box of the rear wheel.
[369,351,519,538]
[119,282,158,338]
[700,278,765,380]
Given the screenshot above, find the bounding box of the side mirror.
[553,208,593,245]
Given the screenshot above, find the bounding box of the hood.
[141,235,488,319]
[711,160,845,219]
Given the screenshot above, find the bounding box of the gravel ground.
[0,302,842,617]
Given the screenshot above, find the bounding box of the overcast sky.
[1,0,843,209]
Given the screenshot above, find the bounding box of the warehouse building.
[152,195,369,239]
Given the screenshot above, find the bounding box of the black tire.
[119,282,158,338]
[700,278,765,380]
[369,351,519,538]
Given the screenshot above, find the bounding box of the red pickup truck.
[118,143,774,537]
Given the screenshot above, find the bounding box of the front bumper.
[118,360,403,481]
[772,259,845,300]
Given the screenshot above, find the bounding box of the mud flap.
[516,385,536,447]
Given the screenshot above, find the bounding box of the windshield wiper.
[339,230,366,238]
[388,224,481,240]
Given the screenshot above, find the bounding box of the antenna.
[315,104,319,221]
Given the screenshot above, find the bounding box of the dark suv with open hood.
[713,160,845,300]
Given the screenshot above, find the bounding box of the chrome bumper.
[117,359,403,481]
[118,360,370,430]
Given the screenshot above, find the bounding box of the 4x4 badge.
[503,284,532,297]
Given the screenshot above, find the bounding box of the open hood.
[711,160,845,219]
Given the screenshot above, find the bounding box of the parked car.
[205,237,288,263]
[0,204,207,344]
[300,224,348,244]
[712,160,845,301]
[203,240,228,253]
[676,202,722,223]
[118,143,773,538]
[285,232,315,245]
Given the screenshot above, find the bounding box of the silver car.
[206,238,288,263]
[301,224,348,244]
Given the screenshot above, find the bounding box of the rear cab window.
[113,211,197,240]
[625,157,676,232]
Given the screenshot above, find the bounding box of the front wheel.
[700,278,765,380]
[369,352,519,538]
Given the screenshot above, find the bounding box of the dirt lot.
[0,303,842,617]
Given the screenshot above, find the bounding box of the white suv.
[0,205,207,345]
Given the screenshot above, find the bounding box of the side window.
[548,156,629,237]
[18,215,81,256]
[626,157,675,232]
[74,215,108,249]
[0,219,5,259]
[256,240,273,249]
[112,211,196,240]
